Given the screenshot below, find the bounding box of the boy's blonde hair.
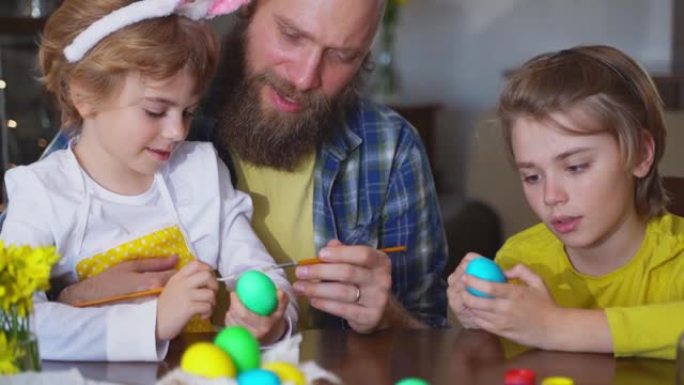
[497,45,668,219]
[39,0,219,130]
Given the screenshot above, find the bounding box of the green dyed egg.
[396,378,430,385]
[214,326,261,373]
[236,270,278,316]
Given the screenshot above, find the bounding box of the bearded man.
[202,0,448,331]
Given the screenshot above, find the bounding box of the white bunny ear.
[64,0,181,63]
[175,0,213,20]
[63,0,251,63]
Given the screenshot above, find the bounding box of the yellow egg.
[262,361,306,385]
[181,342,236,379]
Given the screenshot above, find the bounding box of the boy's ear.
[632,129,656,178]
[69,81,97,119]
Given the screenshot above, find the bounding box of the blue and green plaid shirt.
[311,99,448,328]
[37,98,448,328]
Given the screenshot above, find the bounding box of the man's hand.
[293,240,392,333]
[58,256,179,305]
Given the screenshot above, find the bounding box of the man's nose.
[290,48,323,92]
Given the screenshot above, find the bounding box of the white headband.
[63,0,250,63]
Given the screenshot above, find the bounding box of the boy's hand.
[462,263,559,348]
[224,289,289,344]
[447,252,482,329]
[156,261,218,341]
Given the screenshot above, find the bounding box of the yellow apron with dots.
[71,173,214,333]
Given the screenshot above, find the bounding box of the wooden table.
[42,328,676,385]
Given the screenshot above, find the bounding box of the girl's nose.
[163,115,187,141]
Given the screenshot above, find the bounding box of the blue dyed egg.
[237,369,281,385]
[464,257,506,298]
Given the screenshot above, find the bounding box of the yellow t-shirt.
[496,213,684,359]
[233,154,316,328]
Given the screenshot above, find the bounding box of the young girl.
[0,0,297,361]
[448,45,684,359]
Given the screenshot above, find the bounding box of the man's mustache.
[253,71,330,112]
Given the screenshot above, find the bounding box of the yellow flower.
[0,333,19,375]
[1,242,60,347]
[0,244,58,312]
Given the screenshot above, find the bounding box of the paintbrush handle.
[380,245,407,253]
[76,246,409,302]
[216,257,323,282]
[73,287,164,308]
[216,246,405,282]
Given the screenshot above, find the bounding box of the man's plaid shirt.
[311,99,447,327]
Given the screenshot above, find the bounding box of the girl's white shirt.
[0,141,297,361]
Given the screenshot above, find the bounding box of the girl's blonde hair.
[39,0,219,130]
[497,45,668,219]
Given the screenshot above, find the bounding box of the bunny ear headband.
[63,0,250,63]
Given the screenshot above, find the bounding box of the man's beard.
[215,22,363,171]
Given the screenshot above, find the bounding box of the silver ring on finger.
[353,285,361,303]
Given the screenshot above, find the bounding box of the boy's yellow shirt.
[233,153,316,329]
[496,213,684,359]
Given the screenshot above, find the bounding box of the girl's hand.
[224,289,289,344]
[58,256,179,305]
[462,263,560,349]
[447,252,482,329]
[156,261,218,341]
